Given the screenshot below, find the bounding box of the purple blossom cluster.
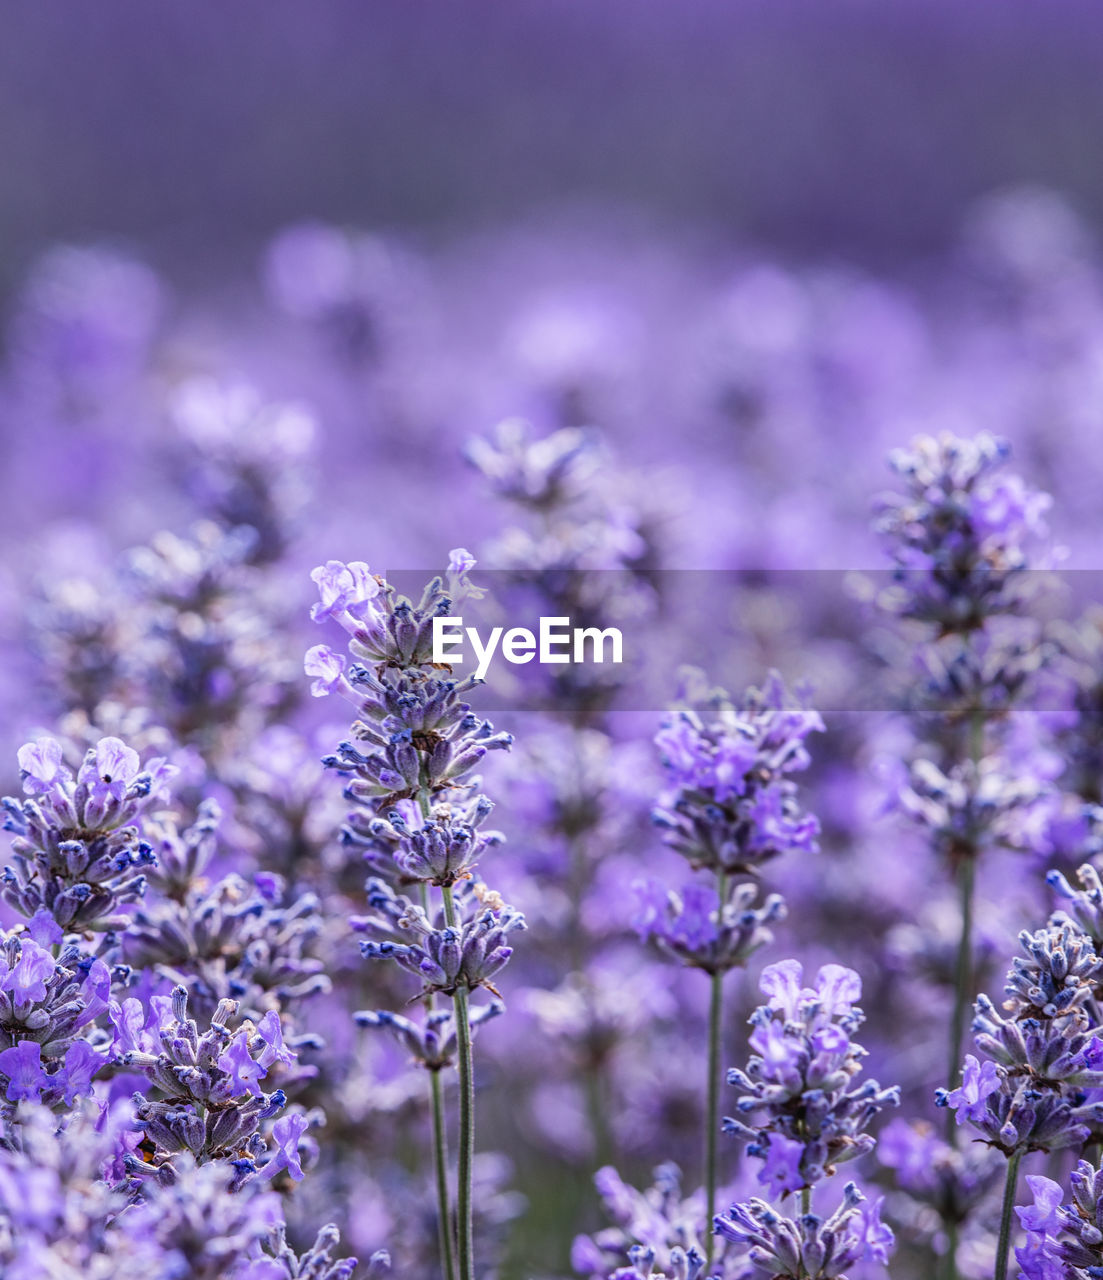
[6,182,1103,1280]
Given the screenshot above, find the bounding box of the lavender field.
[4,8,1103,1280]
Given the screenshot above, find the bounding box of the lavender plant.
[3,734,174,933]
[8,177,1103,1280]
[713,959,898,1278]
[873,432,1057,1105]
[938,923,1103,1278]
[648,669,822,1264]
[307,551,518,1280]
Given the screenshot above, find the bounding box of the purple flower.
[943,1055,1002,1127]
[4,734,176,931]
[309,559,381,625]
[856,1194,895,1266]
[876,1118,943,1193]
[358,879,525,997]
[26,908,63,947]
[1,939,56,1004]
[653,670,822,875]
[446,547,484,605]
[728,958,898,1192]
[16,739,66,797]
[1016,1236,1065,1280]
[0,1041,49,1101]
[758,1134,806,1196]
[218,1031,267,1098]
[261,1112,309,1182]
[715,1182,895,1274]
[1017,1175,1064,1236]
[108,996,150,1058]
[758,958,805,1020]
[632,877,785,975]
[254,1011,294,1070]
[78,736,140,803]
[816,964,863,1019]
[76,958,112,1028]
[304,644,347,698]
[57,1041,106,1105]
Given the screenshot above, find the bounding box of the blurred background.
[4,0,1103,275]
[3,6,1103,1277]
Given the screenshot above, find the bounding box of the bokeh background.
[4,6,1103,1278]
[6,0,1103,270]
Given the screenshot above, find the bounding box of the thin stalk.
[430,1069,457,1280]
[947,854,977,1103]
[567,827,615,1167]
[416,788,457,1280]
[704,871,728,1268]
[994,1149,1023,1280]
[943,1218,958,1280]
[947,710,986,1130]
[584,1051,612,1170]
[418,880,457,1280]
[443,883,476,1280]
[797,1186,812,1280]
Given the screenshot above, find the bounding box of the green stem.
[704,871,728,1268]
[797,1186,812,1280]
[994,1149,1023,1280]
[416,790,458,1280]
[705,967,724,1265]
[430,1069,457,1280]
[943,1217,959,1280]
[442,884,476,1280]
[947,711,986,1114]
[947,853,977,1115]
[419,880,457,1280]
[567,828,614,1166]
[584,1050,612,1169]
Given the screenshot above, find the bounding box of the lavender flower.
[877,1117,1003,1246]
[1049,859,1103,946]
[258,1221,383,1280]
[350,793,504,887]
[571,1163,725,1280]
[0,929,110,1102]
[873,431,1052,630]
[714,1181,894,1279]
[465,419,659,717]
[893,755,1055,861]
[307,557,510,809]
[124,521,301,757]
[3,735,174,932]
[356,877,525,999]
[633,879,786,974]
[125,867,330,1023]
[0,1099,146,1277]
[115,985,294,1176]
[355,1002,504,1071]
[465,418,600,511]
[1015,1160,1103,1279]
[311,553,519,1280]
[937,925,1103,1154]
[169,378,317,565]
[653,670,822,876]
[725,960,900,1193]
